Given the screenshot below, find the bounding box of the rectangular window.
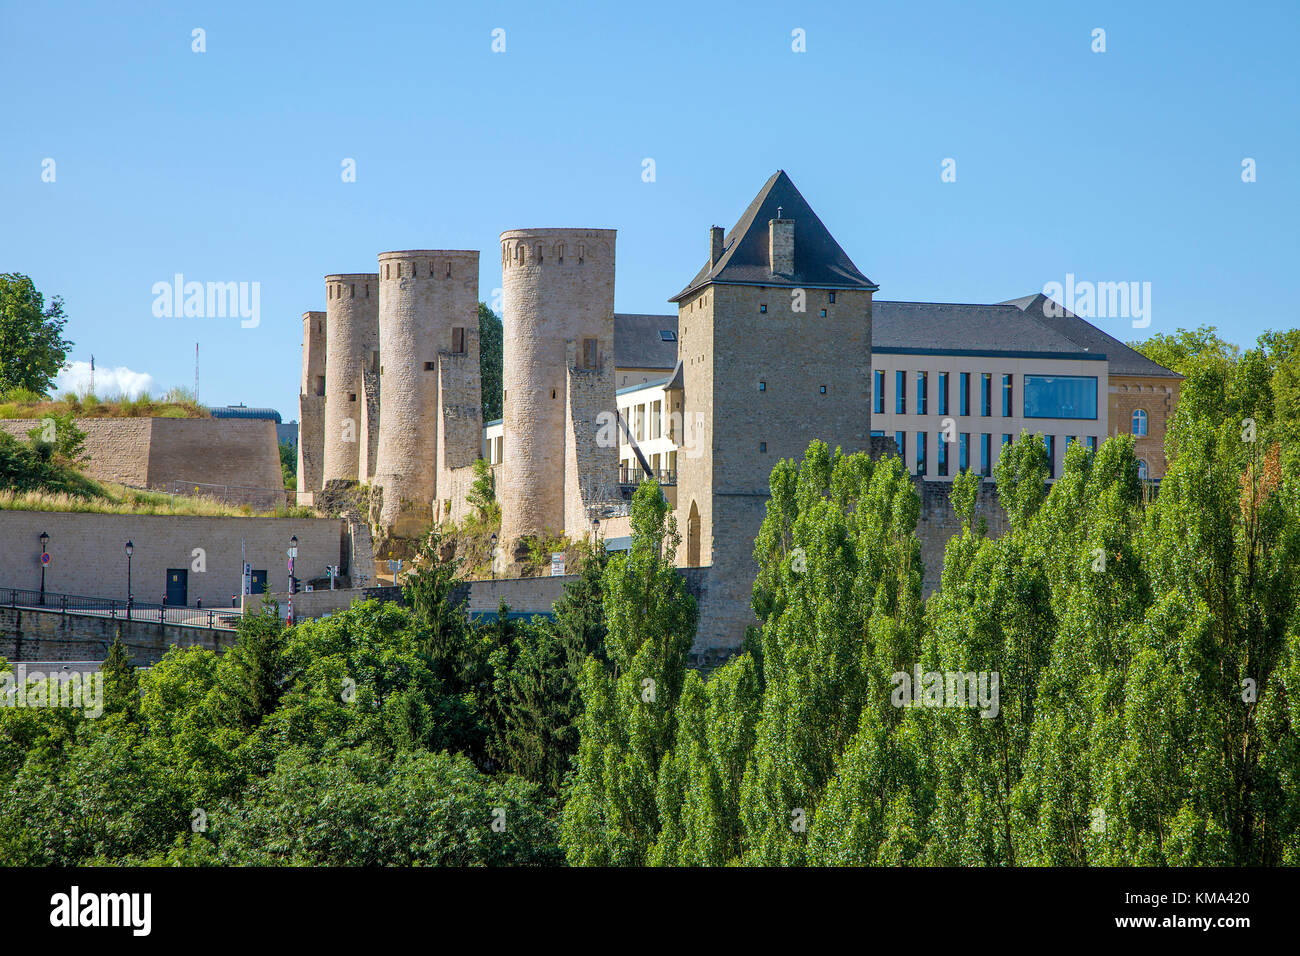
[651,401,662,439]
[895,431,906,461]
[959,433,969,472]
[1086,436,1097,453]
[1002,433,1012,447]
[916,431,927,475]
[871,429,885,437]
[1002,374,1013,417]
[981,373,992,416]
[916,371,928,416]
[635,405,645,441]
[959,372,970,416]
[1023,376,1099,419]
[1045,435,1056,479]
[874,370,885,415]
[895,371,906,414]
[938,372,949,415]
[980,433,991,476]
[582,337,597,368]
[452,327,465,354]
[937,433,949,476]
[495,436,503,462]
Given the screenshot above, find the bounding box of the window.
[819,309,827,318]
[828,292,836,304]
[1086,436,1097,453]
[452,327,465,354]
[917,371,928,415]
[959,433,969,472]
[895,431,906,460]
[916,431,927,476]
[895,371,906,414]
[494,436,503,462]
[635,405,645,441]
[959,372,970,416]
[758,380,767,392]
[981,373,992,416]
[1132,408,1148,436]
[759,442,767,452]
[1002,433,1012,447]
[937,433,949,476]
[1137,459,1149,480]
[651,401,662,439]
[1002,374,1013,417]
[659,330,676,342]
[424,361,435,371]
[938,372,949,415]
[819,385,827,394]
[1045,435,1056,479]
[871,430,885,437]
[980,433,991,476]
[348,393,356,402]
[582,337,597,369]
[1023,376,1098,419]
[874,370,885,414]
[759,303,768,314]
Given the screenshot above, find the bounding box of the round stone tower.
[372,249,480,538]
[499,228,616,555]
[322,274,379,485]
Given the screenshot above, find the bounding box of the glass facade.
[1023,375,1098,419]
[1045,435,1055,478]
[895,431,906,460]
[895,371,906,414]
[874,370,884,414]
[938,372,949,415]
[937,433,948,476]
[959,433,969,472]
[916,431,927,475]
[980,433,991,476]
[917,371,928,415]
[1002,374,1013,417]
[959,372,970,416]
[980,373,991,416]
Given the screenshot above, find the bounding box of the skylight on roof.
[659,330,677,342]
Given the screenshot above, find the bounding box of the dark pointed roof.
[670,170,877,302]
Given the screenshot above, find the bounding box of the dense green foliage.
[0,273,73,397]
[279,440,296,490]
[479,302,503,423]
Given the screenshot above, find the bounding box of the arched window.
[1137,459,1149,480]
[1132,408,1148,436]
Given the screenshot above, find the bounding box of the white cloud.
[55,361,156,399]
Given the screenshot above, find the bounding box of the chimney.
[709,226,724,268]
[769,215,794,275]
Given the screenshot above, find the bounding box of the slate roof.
[615,313,679,370]
[871,300,1102,359]
[1001,293,1182,378]
[670,170,877,302]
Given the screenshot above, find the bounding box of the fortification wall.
[0,511,348,608]
[499,229,616,560]
[322,273,378,484]
[563,341,620,541]
[0,608,236,665]
[435,334,484,520]
[0,418,152,487]
[297,310,327,499]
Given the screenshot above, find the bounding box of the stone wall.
[0,511,349,608]
[0,607,236,665]
[1109,374,1178,479]
[0,417,285,507]
[297,310,327,500]
[563,341,620,540]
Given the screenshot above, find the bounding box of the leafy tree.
[466,457,497,521]
[0,274,73,396]
[278,441,296,490]
[479,302,503,422]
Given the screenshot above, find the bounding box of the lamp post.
[125,540,134,615]
[287,535,298,626]
[490,532,497,582]
[38,532,49,606]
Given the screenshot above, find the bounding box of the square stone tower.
[669,170,878,650]
[297,310,327,504]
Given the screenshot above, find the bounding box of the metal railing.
[2,586,239,631]
[618,465,677,486]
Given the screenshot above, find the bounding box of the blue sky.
[2,0,1296,418]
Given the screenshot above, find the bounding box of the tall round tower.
[372,249,480,538]
[322,273,379,484]
[499,228,616,553]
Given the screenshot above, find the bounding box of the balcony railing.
[2,586,239,631]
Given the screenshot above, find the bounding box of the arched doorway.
[687,501,701,568]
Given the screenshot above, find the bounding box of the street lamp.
[490,532,497,582]
[125,540,134,614]
[287,535,298,626]
[38,532,49,606]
